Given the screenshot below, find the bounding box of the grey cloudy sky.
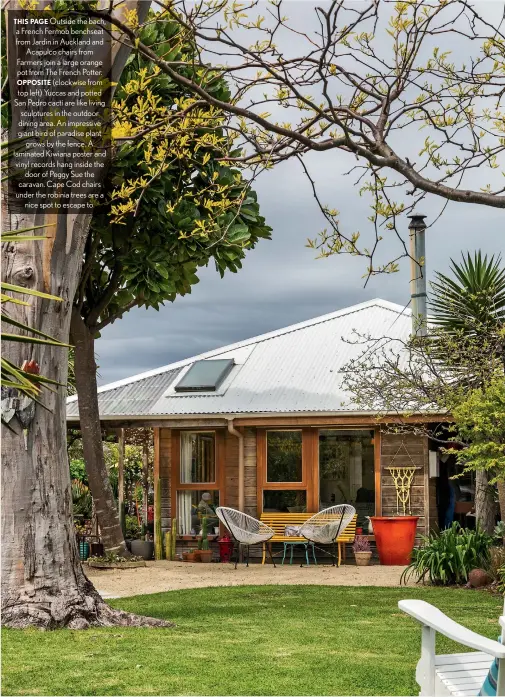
[95,1,504,386]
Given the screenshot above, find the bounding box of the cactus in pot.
[164,531,172,561]
[154,479,163,560]
[199,516,212,562]
[171,518,177,560]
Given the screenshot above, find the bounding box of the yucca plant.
[430,251,505,336]
[401,522,492,585]
[429,251,505,537]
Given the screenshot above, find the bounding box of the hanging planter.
[373,441,420,565]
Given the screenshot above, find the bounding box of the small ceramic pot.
[199,550,213,563]
[354,551,372,567]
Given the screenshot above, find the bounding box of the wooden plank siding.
[380,432,430,539]
[244,428,258,518]
[157,427,172,535]
[429,476,439,533]
[224,429,239,509]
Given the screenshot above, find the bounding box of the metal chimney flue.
[408,214,427,336]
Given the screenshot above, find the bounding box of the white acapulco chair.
[216,507,276,568]
[299,504,356,566]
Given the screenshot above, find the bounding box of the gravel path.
[87,561,413,598]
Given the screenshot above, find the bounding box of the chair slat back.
[260,512,357,542]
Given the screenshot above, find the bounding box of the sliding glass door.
[319,430,375,527]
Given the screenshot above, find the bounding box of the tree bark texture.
[1,1,167,629]
[70,311,128,554]
[475,469,496,535]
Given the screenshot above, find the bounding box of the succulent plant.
[201,516,209,551]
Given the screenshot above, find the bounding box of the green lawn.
[2,585,501,696]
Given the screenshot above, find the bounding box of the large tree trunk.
[475,469,496,535]
[70,311,128,554]
[1,0,167,629]
[2,214,166,628]
[118,428,126,532]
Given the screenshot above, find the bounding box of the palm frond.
[429,251,505,333]
[1,223,55,242]
[1,202,66,404]
[1,314,66,340]
[2,332,70,347]
[1,282,63,302]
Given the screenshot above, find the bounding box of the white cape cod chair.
[399,599,505,696]
[299,504,356,566]
[216,507,276,568]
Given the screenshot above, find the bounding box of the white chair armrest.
[399,599,505,658]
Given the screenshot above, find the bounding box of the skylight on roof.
[174,359,234,393]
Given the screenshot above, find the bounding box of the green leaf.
[1,283,63,302]
[2,333,70,347]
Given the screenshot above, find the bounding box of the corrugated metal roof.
[66,368,181,418]
[66,299,412,419]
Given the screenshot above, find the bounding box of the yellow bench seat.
[260,512,357,566]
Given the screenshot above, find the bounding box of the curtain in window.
[177,491,192,535]
[180,432,194,483]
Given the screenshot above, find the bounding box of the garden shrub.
[401,522,492,585]
[489,545,505,580]
[496,565,505,594]
[71,479,92,518]
[125,515,141,539]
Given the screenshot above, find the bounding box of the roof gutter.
[227,418,245,513]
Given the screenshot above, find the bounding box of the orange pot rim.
[370,516,420,522]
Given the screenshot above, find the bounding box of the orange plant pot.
[371,516,419,565]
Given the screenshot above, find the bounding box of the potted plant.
[352,535,372,566]
[198,517,213,563]
[186,548,198,562]
[131,525,154,560]
[125,515,141,552]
